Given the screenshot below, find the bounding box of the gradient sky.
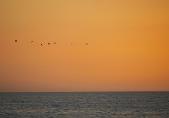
[0,0,169,92]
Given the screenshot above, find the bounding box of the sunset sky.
[0,0,169,92]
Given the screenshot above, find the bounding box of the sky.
[0,0,169,92]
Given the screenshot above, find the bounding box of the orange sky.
[0,0,169,92]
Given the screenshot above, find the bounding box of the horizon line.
[0,91,169,93]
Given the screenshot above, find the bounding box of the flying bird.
[14,40,18,43]
[40,43,43,46]
[85,42,88,46]
[48,43,51,45]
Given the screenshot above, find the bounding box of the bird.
[48,42,51,45]
[40,43,43,46]
[85,42,88,46]
[30,40,34,43]
[14,40,18,43]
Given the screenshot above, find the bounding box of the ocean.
[0,92,169,118]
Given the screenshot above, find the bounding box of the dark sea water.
[0,92,169,118]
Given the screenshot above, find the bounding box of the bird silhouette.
[40,43,43,46]
[14,40,18,43]
[85,42,88,46]
[48,43,51,45]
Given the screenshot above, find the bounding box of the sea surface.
[0,92,169,118]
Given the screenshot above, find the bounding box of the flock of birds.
[14,40,89,46]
